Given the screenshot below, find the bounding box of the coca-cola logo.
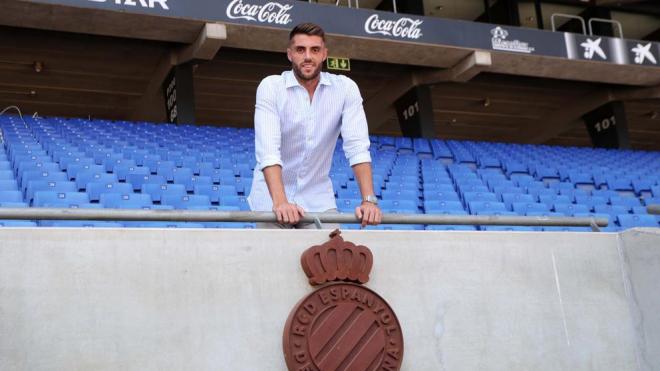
[364,14,423,39]
[226,0,293,25]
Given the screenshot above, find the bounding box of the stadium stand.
[1,114,658,230]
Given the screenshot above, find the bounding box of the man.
[248,22,382,229]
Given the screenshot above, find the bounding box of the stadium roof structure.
[1,0,659,149]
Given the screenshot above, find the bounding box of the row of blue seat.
[1,115,658,231]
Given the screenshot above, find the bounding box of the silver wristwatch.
[363,195,378,205]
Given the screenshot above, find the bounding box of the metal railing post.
[588,18,624,38]
[551,13,586,34]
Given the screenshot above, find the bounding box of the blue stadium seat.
[104,157,136,173]
[0,180,19,191]
[651,185,660,198]
[86,182,134,202]
[75,171,118,190]
[365,224,424,231]
[381,189,419,201]
[631,179,655,197]
[38,220,124,228]
[549,182,575,191]
[426,225,477,231]
[480,226,536,231]
[0,220,37,227]
[477,157,500,168]
[592,189,619,199]
[203,222,256,229]
[162,194,211,209]
[529,188,558,199]
[21,170,68,191]
[100,193,152,209]
[193,184,237,203]
[468,201,507,214]
[503,161,528,176]
[33,191,90,207]
[568,172,593,185]
[424,200,463,213]
[644,197,660,206]
[380,199,418,213]
[617,214,658,229]
[123,222,205,228]
[632,206,648,214]
[538,194,572,205]
[512,202,550,214]
[59,156,95,172]
[25,180,77,202]
[534,165,559,180]
[553,203,590,216]
[67,163,105,180]
[574,195,607,209]
[463,191,498,203]
[510,174,535,187]
[0,190,23,203]
[609,196,642,210]
[413,138,432,157]
[594,204,629,216]
[423,177,453,186]
[155,161,177,180]
[114,164,150,182]
[337,188,361,199]
[200,168,235,183]
[607,178,633,192]
[142,183,186,202]
[219,195,242,208]
[501,193,535,209]
[143,155,166,172]
[422,190,461,203]
[542,226,592,232]
[17,163,62,183]
[126,174,166,191]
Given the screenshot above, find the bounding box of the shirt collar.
[285,70,332,88]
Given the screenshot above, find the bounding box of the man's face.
[287,34,327,82]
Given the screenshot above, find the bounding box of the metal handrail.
[648,204,660,215]
[0,208,608,229]
[551,13,586,34]
[588,18,623,38]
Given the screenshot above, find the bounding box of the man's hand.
[355,202,382,228]
[273,202,306,225]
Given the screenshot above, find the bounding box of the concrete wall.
[0,228,658,371]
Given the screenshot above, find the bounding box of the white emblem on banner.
[631,43,657,64]
[490,26,535,53]
[87,0,169,10]
[580,38,607,60]
[226,0,293,25]
[364,14,423,40]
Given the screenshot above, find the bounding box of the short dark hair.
[289,23,325,43]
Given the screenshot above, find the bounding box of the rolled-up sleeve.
[254,76,283,170]
[340,77,372,166]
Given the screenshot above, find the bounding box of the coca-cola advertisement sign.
[226,0,293,25]
[364,14,423,40]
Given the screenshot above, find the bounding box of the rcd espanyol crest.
[283,230,404,371]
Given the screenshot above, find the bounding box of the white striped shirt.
[248,70,372,212]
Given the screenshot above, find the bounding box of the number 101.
[594,116,616,132]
